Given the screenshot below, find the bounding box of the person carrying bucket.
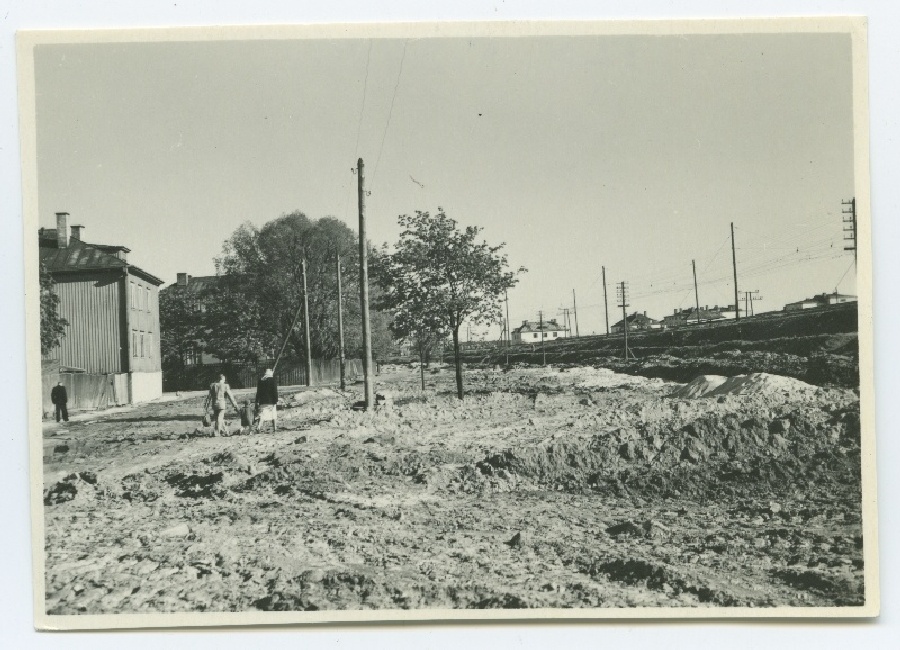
[204,374,239,436]
[255,368,279,433]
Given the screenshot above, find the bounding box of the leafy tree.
[372,248,448,390]
[159,284,199,368]
[197,274,268,364]
[39,262,68,355]
[375,209,524,399]
[213,212,393,367]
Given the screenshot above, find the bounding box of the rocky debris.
[160,523,190,537]
[44,472,101,506]
[506,531,529,548]
[41,363,864,614]
[606,520,668,540]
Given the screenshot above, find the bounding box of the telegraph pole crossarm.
[842,197,857,267]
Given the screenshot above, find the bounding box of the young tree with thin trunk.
[375,209,524,399]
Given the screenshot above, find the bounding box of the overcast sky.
[34,32,855,334]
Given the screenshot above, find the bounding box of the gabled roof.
[613,312,661,328]
[664,307,724,322]
[813,292,857,301]
[160,275,220,294]
[39,229,163,285]
[512,319,567,334]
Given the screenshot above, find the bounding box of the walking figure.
[50,380,69,422]
[255,368,279,433]
[204,374,238,436]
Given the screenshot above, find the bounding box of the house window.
[146,333,153,358]
[132,330,138,356]
[145,287,151,311]
[552,332,558,338]
[533,333,538,339]
[140,332,145,358]
[130,282,136,309]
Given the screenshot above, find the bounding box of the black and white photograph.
[18,18,877,629]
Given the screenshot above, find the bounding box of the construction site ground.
[41,360,864,614]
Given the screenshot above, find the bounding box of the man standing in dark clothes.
[50,381,68,422]
[255,368,279,433]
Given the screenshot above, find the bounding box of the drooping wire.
[344,41,374,222]
[353,40,374,160]
[371,39,408,188]
[833,258,856,290]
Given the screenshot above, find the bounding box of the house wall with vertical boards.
[52,271,125,374]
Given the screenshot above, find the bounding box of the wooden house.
[511,319,569,344]
[39,212,164,411]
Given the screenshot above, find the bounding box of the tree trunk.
[452,326,463,400]
[418,338,425,391]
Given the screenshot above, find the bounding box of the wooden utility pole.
[539,310,546,366]
[842,197,857,268]
[744,290,762,317]
[572,289,580,337]
[692,259,701,326]
[731,222,740,322]
[617,281,635,359]
[357,158,375,408]
[504,288,511,366]
[335,253,346,391]
[602,266,610,335]
[300,256,313,386]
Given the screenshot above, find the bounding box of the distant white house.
[784,292,857,312]
[511,319,568,344]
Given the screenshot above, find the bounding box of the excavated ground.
[41,364,864,614]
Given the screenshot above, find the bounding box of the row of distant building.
[510,292,857,343]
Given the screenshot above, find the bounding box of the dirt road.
[42,364,864,613]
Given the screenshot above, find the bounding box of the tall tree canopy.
[39,262,68,356]
[375,209,524,399]
[199,212,392,365]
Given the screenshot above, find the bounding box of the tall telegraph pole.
[692,259,701,326]
[572,289,580,337]
[617,281,634,360]
[602,266,610,335]
[538,310,546,366]
[357,158,375,409]
[504,288,511,366]
[300,256,313,386]
[335,253,346,391]
[731,222,740,322]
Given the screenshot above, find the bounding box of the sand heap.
[669,372,819,400]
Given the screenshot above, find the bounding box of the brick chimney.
[177,273,190,287]
[70,224,84,240]
[56,212,70,248]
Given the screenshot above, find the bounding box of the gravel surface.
[42,364,864,614]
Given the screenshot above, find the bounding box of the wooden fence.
[41,366,129,416]
[162,358,365,392]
